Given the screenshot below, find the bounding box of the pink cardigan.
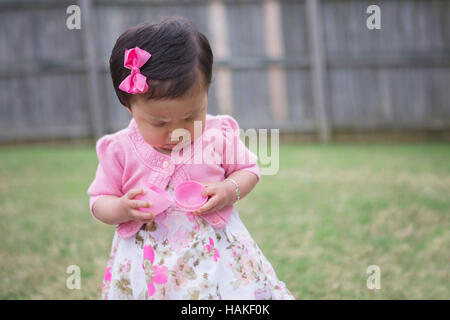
[87,114,261,238]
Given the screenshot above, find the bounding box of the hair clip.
[118,46,152,94]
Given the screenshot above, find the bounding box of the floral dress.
[101,181,295,300]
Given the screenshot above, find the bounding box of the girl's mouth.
[164,143,178,149]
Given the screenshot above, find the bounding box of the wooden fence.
[0,0,449,142]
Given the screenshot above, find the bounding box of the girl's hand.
[118,188,155,224]
[193,181,236,215]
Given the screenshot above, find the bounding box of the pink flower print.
[254,288,272,300]
[262,261,276,277]
[241,256,256,284]
[142,245,168,297]
[172,257,196,291]
[173,271,188,291]
[143,244,154,263]
[121,259,131,273]
[186,212,200,231]
[205,237,220,262]
[149,220,168,241]
[152,265,169,283]
[170,227,191,252]
[152,282,170,300]
[101,267,112,300]
[231,255,256,286]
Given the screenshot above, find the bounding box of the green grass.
[0,142,449,299]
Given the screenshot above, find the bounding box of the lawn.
[0,142,449,299]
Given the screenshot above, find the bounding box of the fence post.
[306,0,331,143]
[80,0,105,140]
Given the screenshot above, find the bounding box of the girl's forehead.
[137,91,207,120]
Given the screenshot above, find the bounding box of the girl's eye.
[185,114,198,121]
[150,115,197,127]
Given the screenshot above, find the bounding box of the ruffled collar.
[127,115,213,167]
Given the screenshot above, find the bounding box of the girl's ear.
[126,107,132,115]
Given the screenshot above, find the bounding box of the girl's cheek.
[192,122,204,140]
[144,128,164,145]
[185,128,196,143]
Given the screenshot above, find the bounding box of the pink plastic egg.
[174,180,208,211]
[136,184,173,215]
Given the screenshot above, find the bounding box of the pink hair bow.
[118,46,152,94]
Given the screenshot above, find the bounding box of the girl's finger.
[141,217,155,224]
[201,184,215,197]
[195,195,220,215]
[129,199,152,209]
[127,188,147,200]
[131,209,155,222]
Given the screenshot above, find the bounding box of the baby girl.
[87,16,294,300]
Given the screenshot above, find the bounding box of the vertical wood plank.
[209,0,233,116]
[263,0,288,124]
[306,0,331,142]
[80,0,105,139]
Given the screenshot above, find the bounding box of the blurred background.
[0,0,449,299]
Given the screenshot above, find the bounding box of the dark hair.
[109,16,213,108]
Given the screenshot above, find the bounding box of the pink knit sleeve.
[87,135,124,220]
[221,115,261,183]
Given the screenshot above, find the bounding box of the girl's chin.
[154,141,192,152]
[156,144,178,153]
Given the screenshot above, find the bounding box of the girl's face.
[128,87,208,155]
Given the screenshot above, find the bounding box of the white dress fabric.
[101,181,295,300]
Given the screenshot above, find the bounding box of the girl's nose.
[168,126,189,143]
[168,134,183,143]
[167,121,184,132]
